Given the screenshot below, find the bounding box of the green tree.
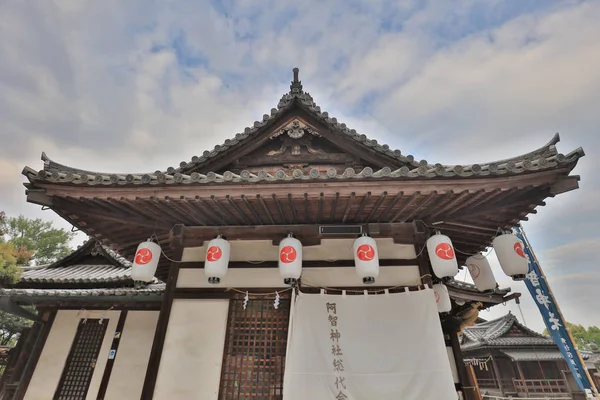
[1,214,74,265]
[544,322,600,352]
[0,242,22,284]
[0,311,33,346]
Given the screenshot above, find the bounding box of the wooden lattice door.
[219,297,291,400]
[53,319,107,400]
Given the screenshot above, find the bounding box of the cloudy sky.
[1,0,599,333]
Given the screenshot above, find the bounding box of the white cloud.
[0,0,598,330]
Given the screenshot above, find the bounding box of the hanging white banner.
[283,288,457,400]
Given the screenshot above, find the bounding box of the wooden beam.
[13,310,57,399]
[412,220,433,285]
[97,310,128,400]
[140,243,184,399]
[176,223,416,247]
[179,258,419,269]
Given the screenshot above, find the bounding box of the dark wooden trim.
[140,244,184,400]
[174,287,290,299]
[412,220,433,285]
[216,296,235,400]
[449,330,473,399]
[97,310,128,400]
[53,318,108,400]
[174,284,431,299]
[179,258,419,269]
[13,309,57,400]
[8,301,162,311]
[179,223,416,246]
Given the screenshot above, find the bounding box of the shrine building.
[3,68,585,400]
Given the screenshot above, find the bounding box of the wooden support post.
[412,221,432,286]
[449,330,478,400]
[140,226,184,400]
[491,355,505,396]
[466,364,482,400]
[12,309,57,400]
[515,360,527,396]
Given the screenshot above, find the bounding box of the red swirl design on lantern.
[467,264,481,279]
[435,243,455,260]
[206,246,223,262]
[135,248,153,265]
[513,242,526,258]
[356,244,375,262]
[279,246,297,263]
[434,291,440,303]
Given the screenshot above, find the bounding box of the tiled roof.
[461,312,555,351]
[0,284,165,299]
[446,279,510,296]
[20,264,131,284]
[22,69,583,187]
[501,350,565,362]
[16,239,135,284]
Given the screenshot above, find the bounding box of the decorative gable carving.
[211,115,382,175]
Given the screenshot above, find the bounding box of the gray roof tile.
[22,69,583,187]
[461,312,555,351]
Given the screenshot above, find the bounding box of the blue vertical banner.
[514,225,597,396]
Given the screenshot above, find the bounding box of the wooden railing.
[513,378,569,394]
[477,378,515,390]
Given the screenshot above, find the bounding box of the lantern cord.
[229,287,293,296]
[300,280,430,294]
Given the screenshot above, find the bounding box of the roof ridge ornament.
[290,67,303,94]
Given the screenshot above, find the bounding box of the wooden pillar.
[413,222,475,399]
[140,225,184,400]
[12,309,57,400]
[466,364,483,400]
[515,361,527,395]
[449,330,478,400]
[491,355,505,396]
[412,221,432,286]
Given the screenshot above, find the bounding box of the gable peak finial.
[290,67,303,94]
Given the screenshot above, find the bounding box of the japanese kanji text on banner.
[515,225,597,395]
[282,288,457,400]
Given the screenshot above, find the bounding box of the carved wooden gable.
[224,117,363,175]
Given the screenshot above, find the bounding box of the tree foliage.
[0,242,22,284]
[1,213,74,266]
[544,322,600,352]
[0,211,73,347]
[0,310,34,346]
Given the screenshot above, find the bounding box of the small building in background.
[462,312,599,398]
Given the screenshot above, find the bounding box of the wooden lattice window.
[53,319,107,400]
[219,297,291,400]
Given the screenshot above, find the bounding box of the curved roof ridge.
[21,69,584,185]
[40,152,157,176]
[482,133,561,166]
[43,238,131,269]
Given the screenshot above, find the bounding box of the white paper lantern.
[353,235,379,284]
[426,233,459,281]
[204,236,231,284]
[433,283,452,313]
[278,235,303,285]
[131,240,161,284]
[465,253,497,293]
[492,233,529,281]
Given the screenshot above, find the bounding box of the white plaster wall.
[153,299,230,400]
[179,238,420,288]
[178,265,420,288]
[181,238,416,262]
[25,309,120,400]
[447,346,460,383]
[104,311,159,400]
